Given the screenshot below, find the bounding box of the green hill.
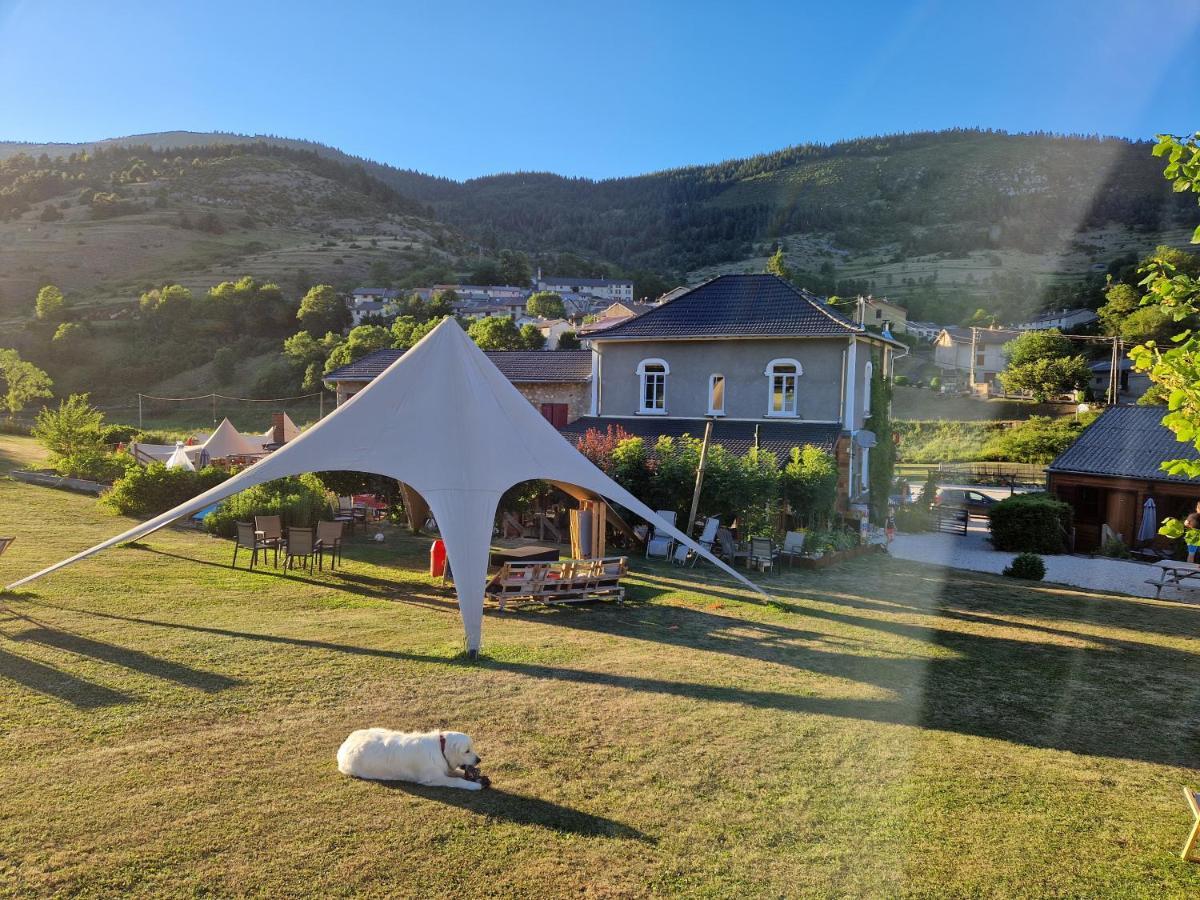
[0,140,459,320]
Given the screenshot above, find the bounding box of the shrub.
[99,423,140,445]
[1099,536,1131,559]
[202,473,329,538]
[930,376,942,390]
[988,493,1072,554]
[893,375,910,386]
[1003,552,1046,580]
[60,449,136,483]
[101,463,231,517]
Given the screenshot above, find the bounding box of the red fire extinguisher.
[429,539,446,578]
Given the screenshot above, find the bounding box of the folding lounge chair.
[673,516,720,566]
[645,510,677,560]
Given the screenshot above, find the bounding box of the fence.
[936,461,1046,488]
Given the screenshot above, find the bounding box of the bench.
[1182,787,1200,861]
[485,557,628,611]
[1144,560,1200,600]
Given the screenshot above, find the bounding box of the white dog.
[336,728,484,790]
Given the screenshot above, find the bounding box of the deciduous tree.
[35,284,66,321]
[0,349,53,416]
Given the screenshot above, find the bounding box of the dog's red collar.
[439,732,452,772]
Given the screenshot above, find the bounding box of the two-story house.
[559,274,903,505]
[933,326,1019,394]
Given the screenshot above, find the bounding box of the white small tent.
[165,441,196,471]
[202,418,263,460]
[7,319,765,652]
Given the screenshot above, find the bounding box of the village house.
[1011,307,1098,332]
[327,274,899,511]
[562,274,904,508]
[905,320,943,342]
[348,287,401,326]
[855,295,909,334]
[535,273,634,304]
[933,326,1019,394]
[1047,405,1199,552]
[577,300,657,337]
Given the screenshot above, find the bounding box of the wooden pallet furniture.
[1182,787,1200,861]
[485,557,628,611]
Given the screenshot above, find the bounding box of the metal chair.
[253,514,285,567]
[233,522,271,569]
[316,520,344,570]
[780,530,806,568]
[284,527,318,573]
[748,537,779,574]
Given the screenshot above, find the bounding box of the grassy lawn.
[2,432,1200,896]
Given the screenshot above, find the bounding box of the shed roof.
[1047,405,1200,483]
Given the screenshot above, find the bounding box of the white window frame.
[863,360,873,417]
[764,358,802,418]
[707,373,726,416]
[637,358,669,415]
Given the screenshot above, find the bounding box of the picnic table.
[1145,560,1200,599]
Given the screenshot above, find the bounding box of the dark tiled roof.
[324,348,592,383]
[559,416,842,458]
[590,274,864,340]
[1047,405,1200,483]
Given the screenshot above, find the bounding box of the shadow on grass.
[9,626,239,692]
[139,547,460,612]
[0,645,131,708]
[379,782,652,841]
[28,561,1200,768]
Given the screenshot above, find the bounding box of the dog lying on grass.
[337,728,486,790]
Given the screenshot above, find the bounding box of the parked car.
[934,488,998,519]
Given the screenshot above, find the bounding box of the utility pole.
[1108,335,1120,405]
[137,394,143,431]
[687,419,714,537]
[968,326,978,393]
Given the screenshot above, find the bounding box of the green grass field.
[1,434,1199,897]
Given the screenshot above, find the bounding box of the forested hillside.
[0,141,458,319]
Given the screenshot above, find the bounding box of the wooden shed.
[1047,405,1200,552]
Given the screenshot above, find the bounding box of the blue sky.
[0,0,1197,180]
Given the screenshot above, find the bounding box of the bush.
[202,473,330,538]
[930,376,942,390]
[988,493,1072,553]
[893,375,910,386]
[59,449,136,483]
[1099,536,1131,559]
[1003,552,1046,580]
[99,423,140,445]
[101,463,231,517]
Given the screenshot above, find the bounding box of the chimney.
[272,412,286,446]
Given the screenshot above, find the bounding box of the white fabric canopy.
[7,318,766,651]
[202,418,263,460]
[165,441,196,471]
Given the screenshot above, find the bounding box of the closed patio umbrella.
[1137,497,1158,543]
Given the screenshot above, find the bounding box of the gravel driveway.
[888,519,1189,600]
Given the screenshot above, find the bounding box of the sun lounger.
[486,556,628,610]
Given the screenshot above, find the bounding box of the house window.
[863,360,873,415]
[765,358,802,417]
[975,353,985,367]
[708,374,726,416]
[637,358,668,414]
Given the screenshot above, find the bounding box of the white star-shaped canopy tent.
[8,318,765,652]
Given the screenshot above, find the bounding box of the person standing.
[1186,502,1200,563]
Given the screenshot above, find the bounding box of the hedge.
[202,473,330,538]
[988,493,1072,554]
[100,463,231,517]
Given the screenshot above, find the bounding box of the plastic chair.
[645,510,677,559]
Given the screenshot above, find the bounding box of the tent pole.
[687,418,714,537]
